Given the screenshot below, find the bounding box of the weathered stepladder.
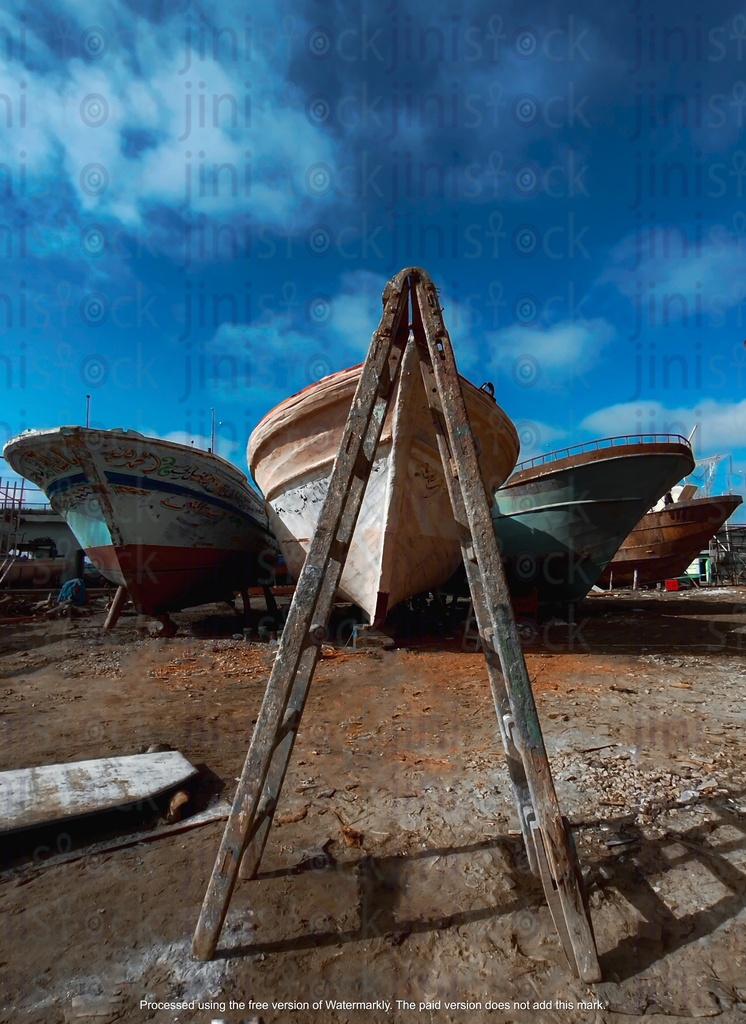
[192,267,601,983]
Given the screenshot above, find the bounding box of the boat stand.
[103,585,128,630]
[192,267,601,983]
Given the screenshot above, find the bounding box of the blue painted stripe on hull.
[47,473,88,495]
[103,470,261,521]
[44,470,273,535]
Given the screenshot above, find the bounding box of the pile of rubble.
[552,747,735,824]
[0,592,96,622]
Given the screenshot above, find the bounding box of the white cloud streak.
[581,397,746,454]
[479,317,616,391]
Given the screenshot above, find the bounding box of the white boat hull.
[249,347,519,622]
[3,428,278,615]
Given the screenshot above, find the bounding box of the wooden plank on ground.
[0,752,197,833]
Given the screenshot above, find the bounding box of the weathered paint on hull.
[492,440,696,605]
[600,494,743,585]
[87,542,273,616]
[3,427,278,616]
[249,351,519,623]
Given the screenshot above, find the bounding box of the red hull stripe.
[87,543,275,615]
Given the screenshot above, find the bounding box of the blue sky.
[1,0,746,517]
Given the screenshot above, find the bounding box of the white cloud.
[172,274,386,471]
[513,418,567,460]
[325,268,392,342]
[0,0,666,251]
[1,5,337,233]
[150,428,214,451]
[478,317,616,390]
[206,266,388,366]
[603,230,746,312]
[581,397,746,454]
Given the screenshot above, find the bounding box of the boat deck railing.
[515,433,692,471]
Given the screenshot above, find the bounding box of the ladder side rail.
[239,561,340,880]
[460,567,539,874]
[411,270,600,983]
[409,296,537,867]
[240,318,414,880]
[412,272,560,825]
[192,274,412,960]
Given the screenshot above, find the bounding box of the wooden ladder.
[192,267,601,983]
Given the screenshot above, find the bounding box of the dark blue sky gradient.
[1,0,746,512]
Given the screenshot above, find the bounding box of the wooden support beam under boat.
[103,585,128,630]
[262,584,279,619]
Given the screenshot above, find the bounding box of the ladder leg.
[464,568,539,875]
[238,577,337,880]
[192,271,412,961]
[410,270,600,983]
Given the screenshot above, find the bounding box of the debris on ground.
[1,590,745,1022]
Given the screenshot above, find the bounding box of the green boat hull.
[491,442,695,608]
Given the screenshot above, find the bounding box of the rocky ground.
[0,587,745,1024]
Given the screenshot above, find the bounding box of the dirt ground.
[1,587,745,1024]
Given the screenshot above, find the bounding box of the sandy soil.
[0,588,745,1024]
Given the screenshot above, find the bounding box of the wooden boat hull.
[3,427,278,616]
[600,494,743,586]
[492,438,695,606]
[248,350,519,623]
[0,556,71,587]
